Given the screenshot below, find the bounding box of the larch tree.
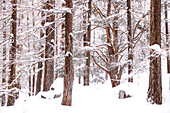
[43,0,55,91]
[147,0,162,104]
[7,0,20,106]
[84,0,92,86]
[62,0,74,106]
[106,0,117,87]
[127,0,133,82]
[92,1,123,88]
[164,0,170,74]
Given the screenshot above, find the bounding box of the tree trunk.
[55,13,58,79]
[27,9,32,96]
[106,0,117,87]
[112,2,119,86]
[7,0,20,106]
[36,4,46,95]
[147,0,162,104]
[1,0,7,106]
[31,0,36,96]
[43,0,55,91]
[62,0,73,106]
[84,0,92,86]
[164,0,170,74]
[127,0,133,82]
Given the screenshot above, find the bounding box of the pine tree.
[147,0,162,104]
[62,0,74,106]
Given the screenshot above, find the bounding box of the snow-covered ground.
[1,56,170,113]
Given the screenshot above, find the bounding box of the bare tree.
[62,0,74,106]
[106,0,117,87]
[147,0,162,104]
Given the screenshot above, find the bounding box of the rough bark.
[127,0,133,82]
[1,0,7,106]
[147,0,162,104]
[164,1,170,74]
[43,0,55,91]
[62,0,73,106]
[7,0,20,106]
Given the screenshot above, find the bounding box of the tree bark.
[1,0,7,106]
[7,0,20,106]
[127,0,133,82]
[147,0,162,104]
[62,0,73,106]
[164,0,170,74]
[43,0,55,91]
[84,0,92,86]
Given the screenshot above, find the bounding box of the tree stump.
[119,90,126,99]
[118,90,131,99]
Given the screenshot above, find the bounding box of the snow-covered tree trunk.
[147,0,162,104]
[106,0,117,87]
[84,0,92,86]
[1,0,7,106]
[31,0,36,96]
[127,0,133,82]
[36,2,45,95]
[43,0,55,91]
[7,0,20,106]
[62,0,74,106]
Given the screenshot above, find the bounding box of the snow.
[1,57,170,113]
[150,44,167,56]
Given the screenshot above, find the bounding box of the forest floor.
[1,58,170,113]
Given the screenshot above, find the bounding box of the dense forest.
[0,0,169,112]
